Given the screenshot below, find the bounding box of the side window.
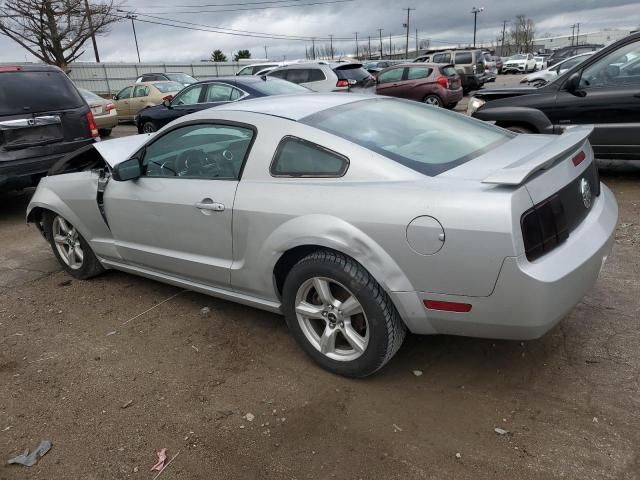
[433,53,452,63]
[580,39,640,88]
[205,83,234,102]
[133,85,149,98]
[173,85,203,105]
[268,70,288,80]
[143,124,254,180]
[377,67,404,83]
[307,69,326,82]
[229,88,244,101]
[286,69,311,84]
[407,67,432,80]
[454,52,472,64]
[116,86,132,100]
[270,136,349,177]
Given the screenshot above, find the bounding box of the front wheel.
[423,94,443,107]
[98,128,112,137]
[142,121,157,133]
[282,251,406,377]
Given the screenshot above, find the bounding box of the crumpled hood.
[94,133,155,167]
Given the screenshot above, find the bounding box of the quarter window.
[142,123,254,180]
[205,84,236,102]
[271,136,348,177]
[407,67,432,80]
[377,67,404,83]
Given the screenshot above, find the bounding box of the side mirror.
[112,158,142,181]
[162,99,172,108]
[564,72,584,96]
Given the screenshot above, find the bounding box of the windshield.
[301,98,512,176]
[249,77,310,95]
[166,73,197,84]
[0,70,84,116]
[509,54,527,60]
[154,81,184,93]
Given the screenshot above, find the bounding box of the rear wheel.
[423,94,443,107]
[43,212,104,280]
[445,102,458,110]
[142,121,157,133]
[98,128,112,137]
[282,250,406,377]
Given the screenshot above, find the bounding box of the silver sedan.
[27,94,618,377]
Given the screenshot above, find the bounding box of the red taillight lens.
[424,300,472,313]
[436,76,448,88]
[336,79,349,88]
[572,151,586,166]
[85,111,99,138]
[105,103,115,112]
[0,66,20,72]
[162,95,174,101]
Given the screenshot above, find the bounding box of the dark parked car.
[135,72,197,86]
[135,76,310,133]
[467,33,640,160]
[375,63,463,108]
[547,44,604,67]
[0,65,97,190]
[362,60,396,75]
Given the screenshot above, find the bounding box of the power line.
[122,0,354,15]
[123,0,313,8]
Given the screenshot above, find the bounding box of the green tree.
[210,49,227,62]
[233,49,251,61]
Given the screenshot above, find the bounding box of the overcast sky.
[1,0,639,63]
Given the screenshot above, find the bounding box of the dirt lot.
[1,76,639,479]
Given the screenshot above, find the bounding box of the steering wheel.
[176,149,208,177]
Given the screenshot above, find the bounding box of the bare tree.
[508,14,536,53]
[0,0,122,70]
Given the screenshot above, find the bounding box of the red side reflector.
[424,300,472,313]
[572,151,586,166]
[85,111,99,138]
[336,79,349,88]
[0,66,21,72]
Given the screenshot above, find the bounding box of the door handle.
[195,199,225,212]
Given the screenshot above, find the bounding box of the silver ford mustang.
[27,94,618,377]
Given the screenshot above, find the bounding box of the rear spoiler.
[482,125,594,186]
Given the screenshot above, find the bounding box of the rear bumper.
[392,185,618,339]
[443,88,464,105]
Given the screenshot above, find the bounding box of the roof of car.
[0,64,63,73]
[194,93,370,121]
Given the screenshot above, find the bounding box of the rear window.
[301,98,512,176]
[455,52,473,64]
[165,73,197,84]
[334,65,370,81]
[0,70,84,116]
[249,77,310,95]
[440,65,458,77]
[79,89,102,102]
[154,82,184,93]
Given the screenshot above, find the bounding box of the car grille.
[521,160,600,261]
[505,63,519,68]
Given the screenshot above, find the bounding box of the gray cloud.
[1,0,638,63]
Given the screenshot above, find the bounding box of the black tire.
[43,211,104,280]
[423,94,444,107]
[506,125,534,134]
[282,250,406,377]
[142,121,157,133]
[445,102,458,110]
[99,128,112,137]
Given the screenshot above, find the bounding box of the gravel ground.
[1,75,639,479]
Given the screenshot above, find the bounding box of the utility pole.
[264,45,268,59]
[471,6,484,48]
[403,7,415,59]
[127,14,141,62]
[311,38,316,60]
[389,33,392,57]
[84,0,100,62]
[570,24,576,46]
[354,32,359,59]
[415,28,418,55]
[329,34,334,60]
[500,19,507,56]
[575,22,581,45]
[377,28,383,59]
[368,36,371,60]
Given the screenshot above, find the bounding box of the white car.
[502,54,537,74]
[267,62,374,92]
[534,56,548,71]
[521,52,595,86]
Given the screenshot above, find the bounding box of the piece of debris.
[239,425,245,429]
[412,370,423,377]
[121,400,134,409]
[392,423,403,432]
[133,466,139,473]
[106,331,117,337]
[7,440,52,467]
[244,413,255,422]
[152,450,180,480]
[593,417,599,423]
[200,307,211,317]
[191,345,199,353]
[494,427,508,435]
[455,452,462,459]
[58,280,72,287]
[2,426,12,432]
[150,448,167,472]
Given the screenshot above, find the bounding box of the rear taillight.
[521,195,569,261]
[572,151,586,166]
[436,76,448,88]
[424,300,472,313]
[105,103,115,112]
[336,79,349,88]
[85,111,99,138]
[162,95,174,101]
[0,66,21,72]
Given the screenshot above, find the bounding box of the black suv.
[468,33,640,160]
[0,65,98,190]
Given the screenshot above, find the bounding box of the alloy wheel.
[52,216,84,270]
[143,122,156,133]
[424,96,442,107]
[294,277,369,362]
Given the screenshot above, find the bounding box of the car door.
[170,83,207,115]
[399,66,434,101]
[114,86,133,118]
[203,83,245,108]
[548,38,640,159]
[104,122,256,287]
[375,67,406,97]
[130,85,151,117]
